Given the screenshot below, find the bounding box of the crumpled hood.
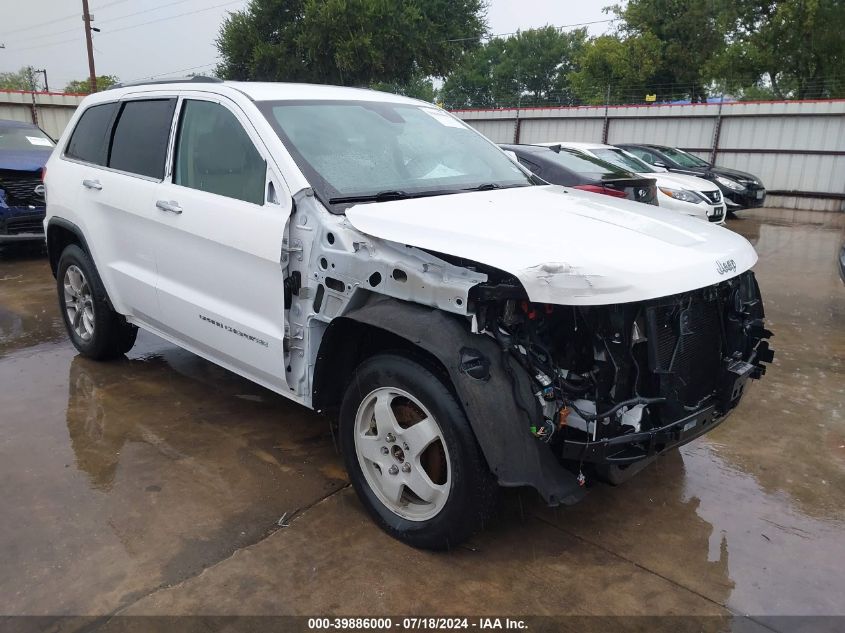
[638,171,720,194]
[346,185,757,305]
[0,149,51,172]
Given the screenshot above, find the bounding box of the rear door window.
[109,99,176,179]
[173,99,266,205]
[65,102,119,166]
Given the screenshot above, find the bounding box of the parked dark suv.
[0,120,54,244]
[619,143,766,211]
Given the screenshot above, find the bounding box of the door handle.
[82,179,102,190]
[155,200,183,215]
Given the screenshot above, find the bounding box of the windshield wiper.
[329,184,528,205]
[462,182,533,192]
[329,190,410,204]
[329,188,472,205]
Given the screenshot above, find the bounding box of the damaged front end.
[471,270,773,481]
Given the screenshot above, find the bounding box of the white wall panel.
[519,118,603,143]
[608,117,714,148]
[720,115,845,151]
[464,119,515,143]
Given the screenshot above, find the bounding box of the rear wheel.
[339,353,497,549]
[57,245,137,360]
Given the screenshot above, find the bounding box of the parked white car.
[539,142,727,224]
[43,79,773,549]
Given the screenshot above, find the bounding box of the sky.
[0,0,616,92]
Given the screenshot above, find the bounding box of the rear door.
[65,97,176,321]
[152,95,291,393]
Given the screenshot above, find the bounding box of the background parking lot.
[1,210,843,627]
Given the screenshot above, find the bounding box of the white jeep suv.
[44,78,773,549]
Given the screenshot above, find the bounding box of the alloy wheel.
[354,387,451,521]
[63,264,95,341]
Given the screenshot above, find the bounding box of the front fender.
[337,296,584,506]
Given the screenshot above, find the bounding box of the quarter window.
[629,148,657,165]
[517,157,543,176]
[109,99,176,179]
[174,100,266,205]
[65,102,119,166]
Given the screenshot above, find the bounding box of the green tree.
[441,27,587,108]
[497,27,587,106]
[612,0,725,102]
[707,0,845,99]
[440,38,509,108]
[216,0,485,86]
[568,34,663,105]
[63,75,119,94]
[371,73,437,102]
[0,67,38,91]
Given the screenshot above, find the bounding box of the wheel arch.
[313,295,584,507]
[46,218,91,278]
[312,316,453,417]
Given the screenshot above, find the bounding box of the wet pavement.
[0,211,843,627]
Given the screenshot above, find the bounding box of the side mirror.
[652,160,668,169]
[503,150,519,163]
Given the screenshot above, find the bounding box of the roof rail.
[109,75,223,90]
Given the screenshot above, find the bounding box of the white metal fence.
[0,90,84,142]
[454,99,845,212]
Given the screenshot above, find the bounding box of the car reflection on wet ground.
[0,210,843,628]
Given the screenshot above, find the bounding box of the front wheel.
[339,353,497,549]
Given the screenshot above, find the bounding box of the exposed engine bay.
[468,267,774,476]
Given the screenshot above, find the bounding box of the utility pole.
[82,0,97,93]
[25,66,39,126]
[35,68,49,92]
[602,84,611,143]
[710,87,725,166]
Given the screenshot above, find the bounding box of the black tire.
[339,353,497,550]
[56,244,137,360]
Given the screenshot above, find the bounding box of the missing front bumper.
[560,404,725,465]
[559,352,761,466]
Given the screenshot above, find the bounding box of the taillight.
[573,184,627,199]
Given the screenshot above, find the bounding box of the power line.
[94,0,136,10]
[11,35,83,54]
[15,0,244,51]
[446,19,617,43]
[98,0,245,37]
[2,0,203,45]
[0,11,81,39]
[0,0,133,39]
[6,0,244,58]
[126,61,218,83]
[97,0,203,27]
[5,0,244,53]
